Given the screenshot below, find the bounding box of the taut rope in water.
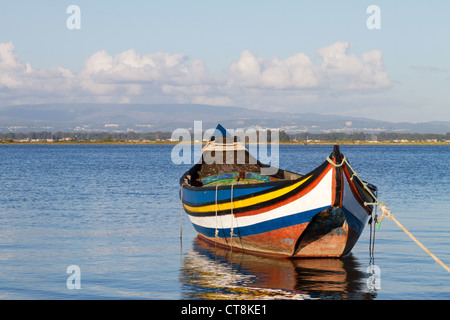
[377,204,450,273]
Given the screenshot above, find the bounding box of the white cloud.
[229,50,319,89]
[0,41,390,107]
[0,41,75,101]
[229,42,390,91]
[317,42,390,89]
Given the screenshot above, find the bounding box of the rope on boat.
[368,209,377,267]
[328,155,450,274]
[212,183,238,251]
[326,155,347,167]
[180,185,184,239]
[215,185,219,241]
[230,184,235,251]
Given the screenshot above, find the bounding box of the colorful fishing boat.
[179,125,377,258]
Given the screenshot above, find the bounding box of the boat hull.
[181,154,374,258]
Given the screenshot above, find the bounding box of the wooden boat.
[179,125,377,258]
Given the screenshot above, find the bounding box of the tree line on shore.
[0,130,449,143]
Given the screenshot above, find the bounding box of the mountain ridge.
[0,103,449,134]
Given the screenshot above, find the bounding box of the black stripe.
[184,161,330,217]
[332,145,343,207]
[182,178,296,208]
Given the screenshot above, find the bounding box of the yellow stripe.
[184,175,312,213]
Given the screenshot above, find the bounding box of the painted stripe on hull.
[187,169,334,231]
[342,173,370,234]
[181,161,332,215]
[191,205,330,238]
[197,219,360,258]
[182,183,278,206]
[183,175,312,214]
[199,222,310,257]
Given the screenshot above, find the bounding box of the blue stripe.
[191,206,331,238]
[342,206,368,235]
[182,184,277,205]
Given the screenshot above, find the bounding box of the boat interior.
[181,143,303,187]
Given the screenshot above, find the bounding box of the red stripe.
[233,165,333,218]
[342,166,372,214]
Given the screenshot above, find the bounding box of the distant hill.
[0,103,449,134]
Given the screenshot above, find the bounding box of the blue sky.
[0,1,449,122]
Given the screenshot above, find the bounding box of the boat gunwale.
[180,162,333,215]
[180,172,298,191]
[179,142,376,218]
[179,160,331,192]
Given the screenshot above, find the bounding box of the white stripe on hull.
[342,173,370,232]
[188,169,333,230]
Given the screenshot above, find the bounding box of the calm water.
[0,144,449,300]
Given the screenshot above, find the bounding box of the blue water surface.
[0,144,449,299]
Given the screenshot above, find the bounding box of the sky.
[0,1,449,122]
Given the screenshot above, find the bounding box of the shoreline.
[0,141,448,146]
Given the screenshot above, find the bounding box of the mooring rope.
[368,198,378,267]
[230,183,235,251]
[377,204,450,273]
[326,155,347,167]
[215,185,219,250]
[328,155,450,273]
[180,185,184,239]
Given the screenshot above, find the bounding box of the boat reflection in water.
[180,237,376,300]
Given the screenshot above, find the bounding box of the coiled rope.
[328,155,450,273]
